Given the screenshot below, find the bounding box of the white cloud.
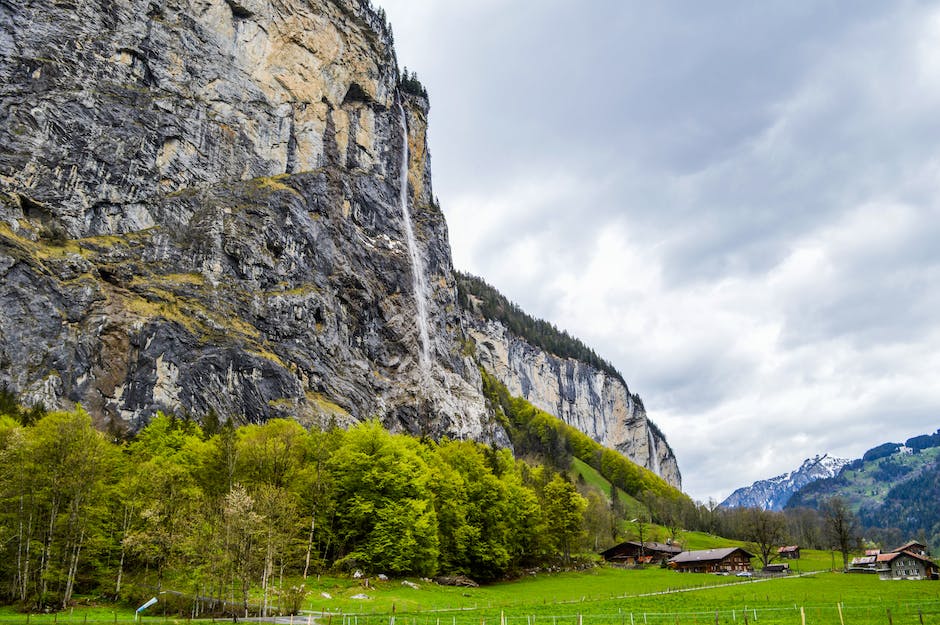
[379,0,940,502]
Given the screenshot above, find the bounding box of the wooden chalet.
[668,547,754,574]
[876,551,939,580]
[601,541,682,565]
[777,545,800,559]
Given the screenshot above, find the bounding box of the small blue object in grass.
[135,597,158,621]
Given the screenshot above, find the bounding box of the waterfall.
[397,102,432,381]
[647,425,661,477]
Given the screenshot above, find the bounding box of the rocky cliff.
[0,0,498,440]
[0,0,677,483]
[468,316,681,489]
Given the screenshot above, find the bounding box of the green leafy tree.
[3,409,116,608]
[329,422,438,575]
[429,441,517,580]
[542,474,587,562]
[236,419,308,489]
[122,414,210,589]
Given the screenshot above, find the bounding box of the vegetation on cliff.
[399,67,428,98]
[480,371,680,503]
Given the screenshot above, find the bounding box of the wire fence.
[6,601,939,625]
[1,603,939,625]
[314,602,940,625]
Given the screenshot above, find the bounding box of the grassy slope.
[571,457,647,519]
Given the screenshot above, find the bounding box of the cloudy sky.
[378,0,940,502]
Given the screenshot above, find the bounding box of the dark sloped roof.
[890,541,927,553]
[601,541,682,557]
[669,547,754,564]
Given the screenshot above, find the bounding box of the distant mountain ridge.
[723,429,940,546]
[720,454,850,510]
[786,430,940,546]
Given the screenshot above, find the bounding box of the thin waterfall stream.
[397,102,432,384]
[647,426,661,477]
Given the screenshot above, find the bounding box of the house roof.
[669,547,754,564]
[601,541,682,557]
[763,563,789,570]
[890,541,927,553]
[876,551,938,568]
[777,545,799,553]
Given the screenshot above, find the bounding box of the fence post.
[837,603,844,625]
[714,611,718,625]
[799,607,805,625]
[886,608,893,625]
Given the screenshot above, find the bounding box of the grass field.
[2,552,937,625]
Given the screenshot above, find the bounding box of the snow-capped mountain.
[720,454,851,510]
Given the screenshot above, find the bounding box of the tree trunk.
[115,507,130,597]
[39,494,60,603]
[303,514,316,579]
[62,528,85,608]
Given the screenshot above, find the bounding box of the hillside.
[786,430,940,544]
[460,275,681,488]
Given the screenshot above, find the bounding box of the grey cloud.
[381,0,940,500]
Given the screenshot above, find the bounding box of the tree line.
[0,406,607,615]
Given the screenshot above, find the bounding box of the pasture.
[1,552,937,625]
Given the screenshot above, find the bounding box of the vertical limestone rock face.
[468,318,682,490]
[0,0,503,442]
[1,0,399,235]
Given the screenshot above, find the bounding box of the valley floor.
[3,553,938,625]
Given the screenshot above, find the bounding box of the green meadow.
[5,549,933,625]
[299,564,939,625]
